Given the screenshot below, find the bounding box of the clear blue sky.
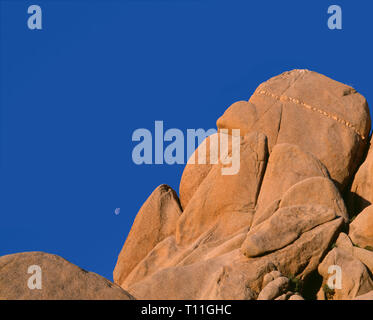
[1,0,372,280]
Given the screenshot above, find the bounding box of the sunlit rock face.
[113,70,373,300]
[0,252,134,300]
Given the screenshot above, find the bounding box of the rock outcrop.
[257,276,290,300]
[217,69,370,190]
[3,70,371,300]
[0,252,134,300]
[257,271,305,300]
[113,184,182,286]
[317,247,373,300]
[113,70,373,300]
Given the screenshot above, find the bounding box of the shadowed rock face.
[114,70,373,300]
[0,252,134,300]
[348,149,373,216]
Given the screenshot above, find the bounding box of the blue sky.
[1,0,372,280]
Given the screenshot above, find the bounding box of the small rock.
[257,277,289,300]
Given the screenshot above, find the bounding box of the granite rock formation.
[114,70,373,300]
[2,69,373,300]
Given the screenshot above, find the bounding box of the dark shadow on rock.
[302,270,323,300]
[345,192,371,219]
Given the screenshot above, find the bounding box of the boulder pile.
[114,70,373,300]
[2,69,373,300]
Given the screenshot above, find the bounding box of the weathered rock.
[251,199,281,228]
[259,271,304,300]
[352,247,373,274]
[216,101,258,137]
[176,132,267,246]
[113,70,371,300]
[179,132,220,210]
[179,131,245,210]
[113,184,182,286]
[133,217,341,300]
[254,218,343,280]
[257,277,289,300]
[121,216,342,299]
[125,250,242,300]
[262,270,282,288]
[253,143,330,224]
[279,177,348,222]
[318,248,373,300]
[122,229,248,293]
[200,265,256,300]
[115,177,343,299]
[335,232,354,253]
[242,205,337,258]
[0,252,134,300]
[349,205,373,249]
[335,232,373,274]
[121,236,180,288]
[218,69,371,190]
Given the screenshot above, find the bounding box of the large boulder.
[121,215,342,299]
[317,248,373,300]
[257,271,305,300]
[278,177,348,222]
[0,252,134,300]
[179,132,220,209]
[113,70,370,300]
[241,205,337,258]
[246,218,343,282]
[257,276,289,300]
[217,69,370,190]
[113,184,182,286]
[253,143,330,224]
[176,132,267,246]
[334,232,373,274]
